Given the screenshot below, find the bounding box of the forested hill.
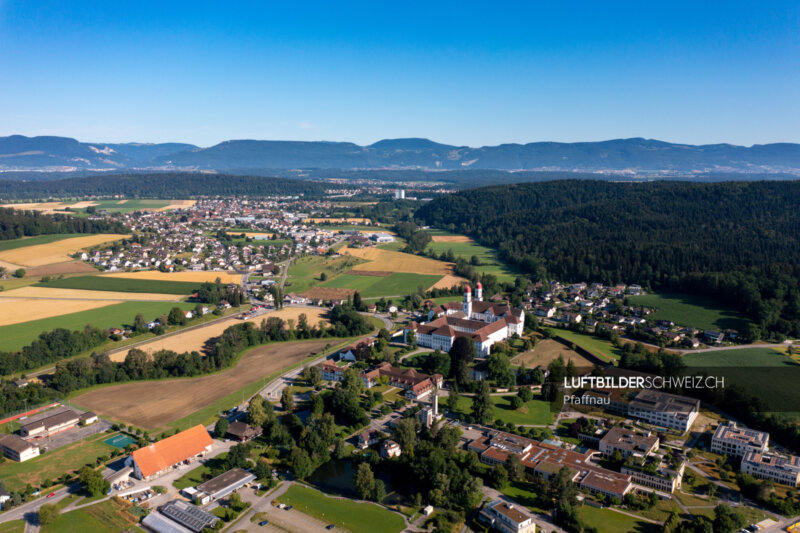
[415,180,800,338]
[0,173,328,200]
[0,208,127,240]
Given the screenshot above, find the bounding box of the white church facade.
[405,283,525,356]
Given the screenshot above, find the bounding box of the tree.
[281,387,294,412]
[353,291,364,311]
[254,459,271,481]
[489,465,508,489]
[354,462,376,500]
[506,454,524,481]
[78,466,110,497]
[373,479,386,502]
[518,387,533,402]
[393,417,418,455]
[713,504,745,533]
[38,503,58,525]
[229,492,244,511]
[449,337,475,388]
[488,352,515,387]
[406,330,417,349]
[471,380,493,424]
[291,447,313,480]
[214,417,229,438]
[303,365,322,387]
[168,306,186,325]
[320,272,328,281]
[13,268,25,278]
[133,313,147,333]
[447,384,460,413]
[248,396,268,426]
[510,396,523,410]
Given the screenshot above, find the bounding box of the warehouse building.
[194,467,256,503]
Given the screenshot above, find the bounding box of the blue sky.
[0,1,798,147]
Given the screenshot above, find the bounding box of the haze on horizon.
[1,0,798,148]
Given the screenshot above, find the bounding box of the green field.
[0,431,118,492]
[0,234,84,252]
[452,395,553,426]
[577,505,660,533]
[0,521,25,533]
[173,452,228,489]
[552,329,622,362]
[0,301,195,352]
[277,484,405,533]
[36,276,200,294]
[84,199,171,213]
[41,497,142,533]
[285,255,365,294]
[424,229,518,283]
[683,347,800,416]
[628,292,751,331]
[320,272,443,298]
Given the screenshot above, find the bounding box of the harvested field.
[25,261,97,276]
[240,232,276,239]
[341,246,452,275]
[0,234,129,267]
[346,270,392,277]
[0,298,122,326]
[0,258,24,271]
[511,339,595,369]
[105,270,241,284]
[69,201,99,209]
[428,274,468,290]
[74,339,331,428]
[301,287,356,300]
[431,235,473,243]
[305,217,372,224]
[0,286,181,301]
[155,199,197,211]
[109,307,326,361]
[0,202,67,213]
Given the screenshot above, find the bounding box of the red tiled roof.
[131,425,213,478]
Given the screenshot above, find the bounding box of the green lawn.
[277,484,405,533]
[424,230,518,283]
[0,521,25,533]
[628,292,751,331]
[0,233,84,252]
[552,329,622,362]
[499,481,549,514]
[451,394,553,426]
[0,431,118,492]
[0,301,195,352]
[41,497,142,533]
[285,255,366,294]
[173,452,228,489]
[577,505,660,533]
[36,276,201,294]
[320,272,443,298]
[684,347,800,416]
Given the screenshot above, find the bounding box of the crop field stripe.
[35,275,201,294]
[0,301,196,353]
[320,272,443,298]
[0,234,84,252]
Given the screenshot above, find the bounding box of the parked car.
[259,520,269,526]
[326,525,335,530]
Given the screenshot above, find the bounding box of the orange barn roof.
[131,425,213,478]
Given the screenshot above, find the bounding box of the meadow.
[683,347,800,417]
[35,275,201,294]
[0,431,118,492]
[576,505,660,533]
[0,234,129,267]
[551,329,622,363]
[452,395,553,426]
[424,229,518,283]
[80,199,171,213]
[0,233,83,252]
[285,255,365,294]
[320,272,443,298]
[0,301,195,352]
[277,484,406,533]
[40,497,140,533]
[628,292,751,331]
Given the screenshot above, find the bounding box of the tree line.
[416,180,800,338]
[0,207,126,240]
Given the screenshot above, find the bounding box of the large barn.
[126,425,213,480]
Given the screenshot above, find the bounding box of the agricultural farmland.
[628,291,751,331]
[0,233,83,252]
[108,306,327,361]
[0,286,181,301]
[286,254,365,294]
[511,339,595,368]
[0,297,122,327]
[0,301,196,352]
[424,229,518,282]
[341,246,452,275]
[73,339,331,429]
[0,233,129,267]
[319,272,444,298]
[105,270,242,284]
[35,275,201,294]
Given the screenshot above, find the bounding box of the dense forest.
[0,208,127,240]
[0,173,328,200]
[416,180,800,338]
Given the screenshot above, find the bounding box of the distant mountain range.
[1,134,799,174]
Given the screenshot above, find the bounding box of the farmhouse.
[711,422,769,458]
[126,425,213,480]
[406,284,524,356]
[225,421,262,442]
[0,433,40,462]
[361,362,443,400]
[358,430,381,449]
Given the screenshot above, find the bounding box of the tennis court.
[104,434,136,448]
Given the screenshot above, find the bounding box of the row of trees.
[0,207,126,240]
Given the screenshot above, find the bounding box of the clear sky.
[0,0,798,147]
